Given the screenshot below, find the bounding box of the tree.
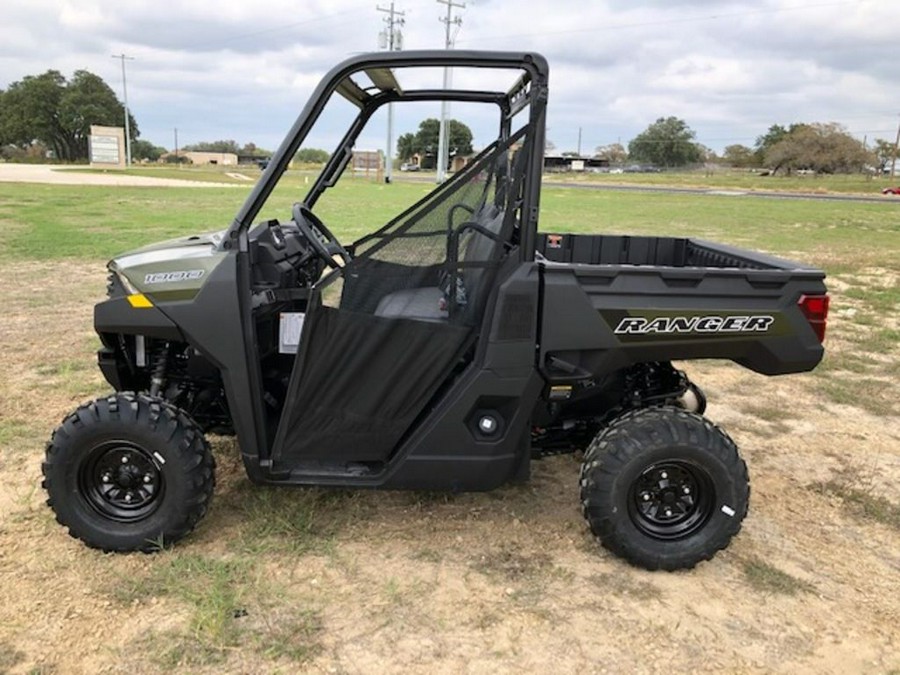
[0,89,7,147]
[594,143,627,164]
[294,147,330,164]
[763,123,872,175]
[0,69,135,161]
[872,138,897,173]
[697,144,718,164]
[396,118,474,169]
[60,70,137,160]
[0,71,66,155]
[240,142,271,157]
[131,139,166,162]
[628,117,701,168]
[722,144,756,168]
[753,124,789,166]
[397,133,416,160]
[182,140,240,154]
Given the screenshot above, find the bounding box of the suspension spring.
[148,342,170,397]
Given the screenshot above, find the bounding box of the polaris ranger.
[43,51,829,570]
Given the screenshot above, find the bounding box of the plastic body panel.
[268,258,545,491]
[537,234,827,378]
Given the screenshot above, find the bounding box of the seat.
[374,286,447,322]
[373,203,505,322]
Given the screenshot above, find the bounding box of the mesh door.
[276,131,528,463]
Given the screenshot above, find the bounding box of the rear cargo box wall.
[538,234,688,266]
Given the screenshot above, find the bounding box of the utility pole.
[577,127,582,156]
[174,127,179,164]
[111,54,135,166]
[436,0,465,183]
[891,114,900,180]
[377,2,405,184]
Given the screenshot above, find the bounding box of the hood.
[110,230,228,301]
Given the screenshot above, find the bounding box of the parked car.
[400,162,420,172]
[882,186,900,195]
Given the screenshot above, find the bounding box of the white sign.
[279,313,306,354]
[90,135,121,164]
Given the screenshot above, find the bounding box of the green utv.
[43,51,829,570]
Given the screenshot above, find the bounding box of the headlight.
[107,263,139,296]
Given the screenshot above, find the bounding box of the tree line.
[591,116,893,174]
[1,67,892,174]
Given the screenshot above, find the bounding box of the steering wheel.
[291,203,352,269]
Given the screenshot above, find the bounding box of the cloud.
[0,0,896,152]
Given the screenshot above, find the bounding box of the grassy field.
[2,176,897,266]
[0,175,898,673]
[548,168,896,194]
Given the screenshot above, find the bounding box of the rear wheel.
[43,392,215,552]
[580,407,748,571]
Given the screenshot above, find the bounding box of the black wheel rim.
[79,441,165,522]
[628,460,715,540]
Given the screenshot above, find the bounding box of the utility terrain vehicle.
[44,51,829,570]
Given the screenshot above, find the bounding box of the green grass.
[1,180,898,271]
[537,186,899,269]
[227,485,360,555]
[549,169,893,195]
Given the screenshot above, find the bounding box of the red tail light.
[798,294,829,343]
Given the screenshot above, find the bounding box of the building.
[173,151,238,166]
[543,154,610,172]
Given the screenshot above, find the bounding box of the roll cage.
[223,50,549,258]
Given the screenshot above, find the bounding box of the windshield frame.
[223,50,548,252]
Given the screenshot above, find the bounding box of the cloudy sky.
[1,0,897,155]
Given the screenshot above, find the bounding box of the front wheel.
[580,407,748,571]
[42,393,215,552]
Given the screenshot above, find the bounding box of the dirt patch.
[0,262,898,674]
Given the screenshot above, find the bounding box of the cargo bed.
[536,233,812,271]
[534,233,828,378]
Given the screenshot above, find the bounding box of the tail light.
[798,294,829,343]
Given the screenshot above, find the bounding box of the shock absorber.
[149,342,170,397]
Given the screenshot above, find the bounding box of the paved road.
[0,163,238,188]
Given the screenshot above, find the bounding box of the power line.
[111,53,135,167]
[377,2,405,184]
[890,114,899,179]
[187,7,363,51]
[436,0,465,183]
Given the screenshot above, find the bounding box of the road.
[0,163,237,187]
